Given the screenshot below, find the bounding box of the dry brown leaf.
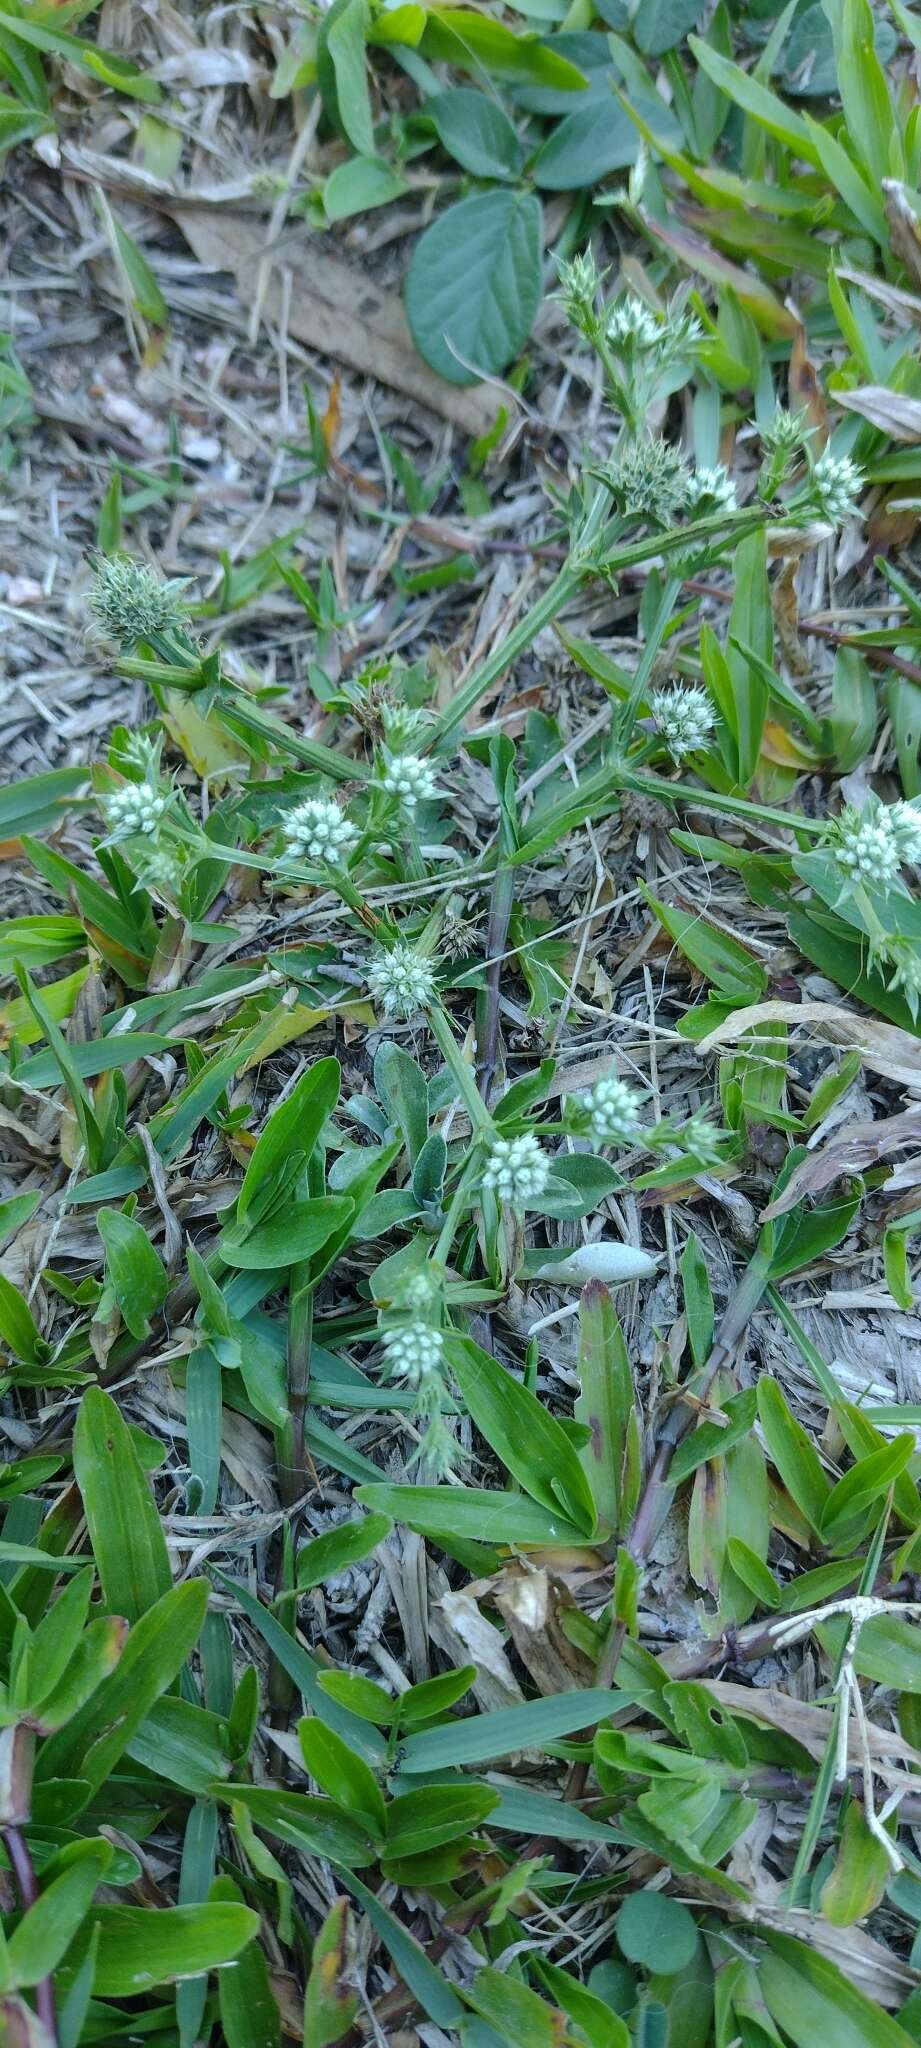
[837,263,921,326]
[488,1565,594,1695]
[787,311,829,442]
[176,211,502,439]
[882,180,921,290]
[703,1679,921,1785]
[761,1105,921,1218]
[837,384,921,442]
[432,1585,525,1713]
[771,555,809,675]
[698,999,921,1092]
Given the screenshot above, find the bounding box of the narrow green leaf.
[73,1386,172,1622]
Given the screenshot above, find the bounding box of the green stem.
[430,500,769,746]
[431,484,612,745]
[615,573,682,750]
[280,1261,314,1509]
[621,768,828,837]
[426,1002,492,1133]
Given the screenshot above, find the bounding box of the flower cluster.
[482,1130,550,1208]
[676,1111,725,1167]
[380,1321,445,1387]
[833,795,921,894]
[602,439,689,523]
[281,797,358,864]
[89,556,189,650]
[685,464,738,517]
[605,295,701,366]
[101,778,169,840]
[585,1073,643,1148]
[381,752,439,808]
[367,943,437,1017]
[762,408,808,457]
[880,938,921,1019]
[809,448,864,526]
[605,295,661,353]
[649,684,715,760]
[555,249,607,339]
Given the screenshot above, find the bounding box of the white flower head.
[649,683,715,760]
[810,449,864,526]
[89,555,189,649]
[101,778,169,840]
[686,464,738,516]
[380,1321,445,1388]
[367,942,437,1017]
[381,752,439,809]
[282,797,358,864]
[891,800,921,865]
[586,1074,643,1148]
[885,941,921,1019]
[482,1130,550,1208]
[606,294,661,353]
[835,798,904,891]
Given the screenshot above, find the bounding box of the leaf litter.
[3,3,921,2044]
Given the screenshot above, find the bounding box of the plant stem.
[621,767,828,837]
[431,500,769,745]
[5,1826,57,2041]
[615,573,682,750]
[281,1260,314,1510]
[426,1002,493,1133]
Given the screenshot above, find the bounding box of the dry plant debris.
[3,2,921,2044]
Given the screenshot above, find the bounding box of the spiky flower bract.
[482,1130,550,1208]
[601,439,689,523]
[89,556,190,650]
[555,249,607,338]
[367,943,437,1017]
[649,684,715,760]
[281,798,358,863]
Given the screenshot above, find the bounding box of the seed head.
[649,683,715,760]
[89,556,189,649]
[810,449,864,526]
[282,797,358,864]
[602,438,689,523]
[482,1130,550,1208]
[367,943,437,1017]
[586,1074,643,1148]
[381,752,439,808]
[380,1321,445,1387]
